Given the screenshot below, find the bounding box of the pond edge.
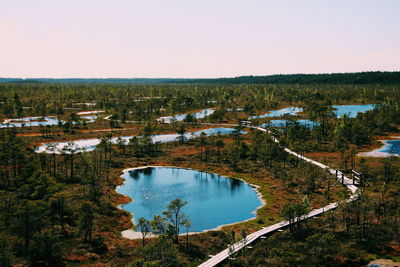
[116,165,267,240]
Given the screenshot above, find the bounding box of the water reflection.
[117,167,261,232]
[230,178,242,190]
[333,104,375,118]
[129,167,154,179]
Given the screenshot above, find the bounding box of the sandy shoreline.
[358,138,400,158]
[117,165,267,240]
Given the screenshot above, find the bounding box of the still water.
[333,104,375,118]
[0,116,61,128]
[157,109,215,123]
[249,107,303,119]
[117,167,262,233]
[379,140,400,155]
[0,113,101,128]
[257,104,376,128]
[35,127,242,154]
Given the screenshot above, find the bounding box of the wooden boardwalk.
[198,127,359,267]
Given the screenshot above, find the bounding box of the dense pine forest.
[1,71,400,85]
[1,73,400,266]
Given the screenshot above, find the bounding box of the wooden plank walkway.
[198,127,359,267]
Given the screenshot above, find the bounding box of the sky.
[0,0,399,78]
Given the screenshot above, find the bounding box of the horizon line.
[1,70,399,80]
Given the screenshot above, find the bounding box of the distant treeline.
[1,71,400,85]
[186,71,400,85]
[0,78,185,84]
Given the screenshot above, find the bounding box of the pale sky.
[0,0,399,78]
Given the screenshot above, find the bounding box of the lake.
[0,116,61,128]
[333,104,375,118]
[249,107,303,119]
[117,167,262,233]
[35,127,243,154]
[358,139,400,157]
[157,108,215,123]
[0,112,102,128]
[378,140,400,155]
[255,104,376,128]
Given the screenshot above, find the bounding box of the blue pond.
[333,104,375,118]
[157,108,215,123]
[117,167,262,233]
[250,107,303,119]
[379,140,400,155]
[0,116,62,128]
[249,104,375,121]
[258,104,376,129]
[0,114,100,128]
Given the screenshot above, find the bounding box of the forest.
[1,71,400,85]
[0,74,400,266]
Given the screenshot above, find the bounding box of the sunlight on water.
[117,167,262,233]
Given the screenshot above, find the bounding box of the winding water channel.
[35,127,243,154]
